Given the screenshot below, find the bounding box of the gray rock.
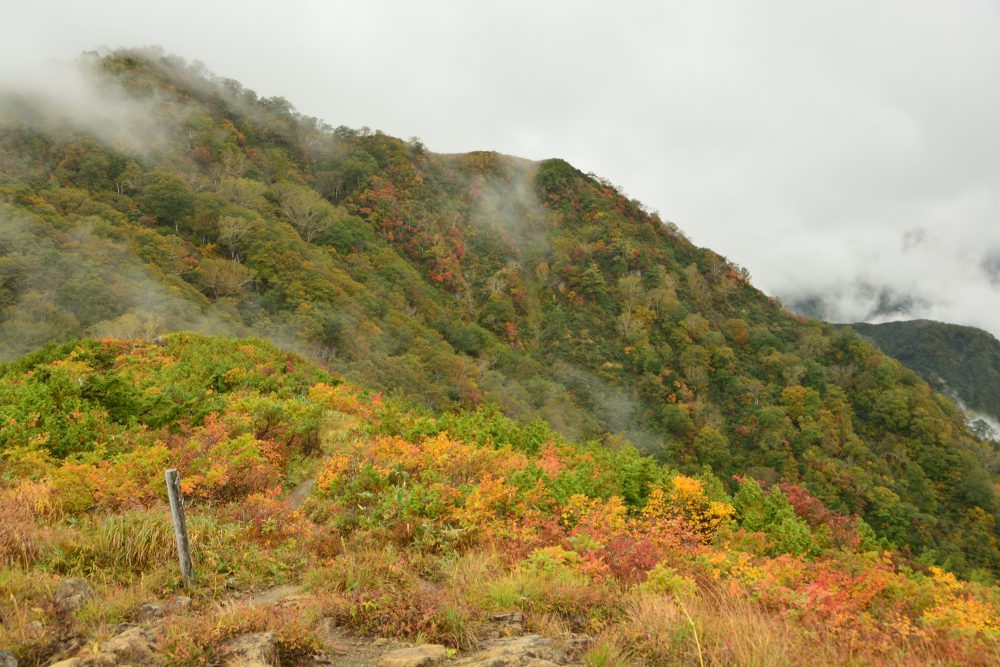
[249,584,304,606]
[50,636,86,664]
[54,578,92,614]
[167,595,192,612]
[217,631,280,667]
[488,610,524,638]
[137,601,164,621]
[109,621,136,636]
[98,626,161,664]
[452,635,570,666]
[50,626,161,666]
[0,649,17,667]
[377,644,449,667]
[132,594,192,624]
[563,634,593,658]
[489,611,524,624]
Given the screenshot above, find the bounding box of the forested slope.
[854,320,1000,429]
[0,48,998,574]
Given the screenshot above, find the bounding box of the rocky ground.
[2,578,588,667]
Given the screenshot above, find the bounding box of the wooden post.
[165,469,194,586]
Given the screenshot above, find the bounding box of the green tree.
[694,425,731,471]
[141,172,195,232]
[269,182,336,242]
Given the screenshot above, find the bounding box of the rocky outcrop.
[487,611,525,638]
[54,578,92,614]
[135,595,192,621]
[249,584,305,607]
[49,625,161,666]
[452,635,573,666]
[216,631,280,667]
[376,644,449,667]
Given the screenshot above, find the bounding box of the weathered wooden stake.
[165,468,194,586]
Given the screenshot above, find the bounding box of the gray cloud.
[901,229,927,253]
[0,52,189,161]
[983,252,1000,287]
[2,1,999,336]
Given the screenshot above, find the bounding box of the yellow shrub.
[49,462,98,514]
[922,567,1000,635]
[315,453,351,494]
[667,475,734,535]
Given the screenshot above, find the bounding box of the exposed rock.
[310,619,419,665]
[217,631,280,667]
[136,594,191,621]
[0,649,17,667]
[562,634,593,659]
[250,584,304,606]
[54,577,92,613]
[25,620,44,638]
[166,595,192,612]
[49,636,86,664]
[136,601,164,621]
[98,626,161,664]
[50,626,161,666]
[377,644,448,667]
[109,622,137,636]
[452,635,570,666]
[488,611,524,637]
[489,611,524,624]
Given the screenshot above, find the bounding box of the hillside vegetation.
[853,320,1000,430]
[0,335,997,665]
[0,47,999,663]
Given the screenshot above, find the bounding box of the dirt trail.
[286,478,315,509]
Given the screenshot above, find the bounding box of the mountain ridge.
[852,318,1000,433]
[2,46,1000,666]
[0,47,997,575]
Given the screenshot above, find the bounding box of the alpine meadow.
[0,49,998,666]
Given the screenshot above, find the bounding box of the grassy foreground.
[1,335,998,665]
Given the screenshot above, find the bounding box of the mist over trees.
[0,48,998,576]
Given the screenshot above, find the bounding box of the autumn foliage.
[0,335,998,665]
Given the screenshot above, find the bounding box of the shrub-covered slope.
[853,320,1000,428]
[0,48,998,574]
[1,336,998,665]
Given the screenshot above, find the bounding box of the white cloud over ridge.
[2,1,998,336]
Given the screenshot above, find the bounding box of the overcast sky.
[3,1,999,337]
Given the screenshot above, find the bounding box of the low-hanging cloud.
[1,1,999,338]
[0,51,189,161]
[464,156,547,256]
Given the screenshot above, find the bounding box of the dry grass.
[597,588,804,666]
[583,637,634,666]
[0,481,60,566]
[0,566,60,662]
[692,589,800,667]
[89,510,175,572]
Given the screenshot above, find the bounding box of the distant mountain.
[853,319,1000,433]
